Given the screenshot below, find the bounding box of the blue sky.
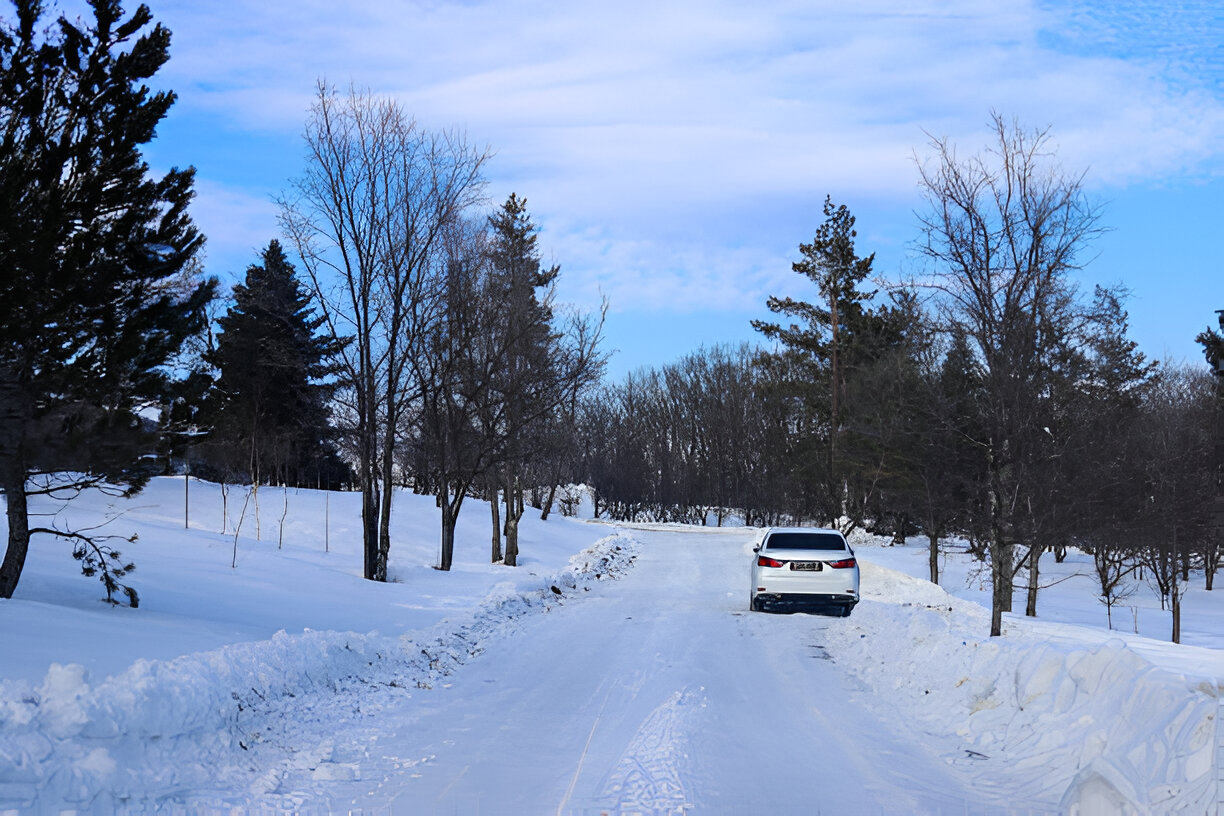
[118,0,1222,377]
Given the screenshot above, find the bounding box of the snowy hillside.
[0,477,1221,813]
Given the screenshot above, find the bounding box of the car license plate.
[791,561,822,571]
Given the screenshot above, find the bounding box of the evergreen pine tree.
[751,196,886,528]
[203,240,347,488]
[1197,312,1224,373]
[0,0,214,603]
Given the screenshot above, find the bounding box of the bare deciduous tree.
[280,83,488,581]
[915,112,1104,636]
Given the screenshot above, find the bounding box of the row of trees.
[272,86,607,578]
[577,115,1220,640]
[194,89,608,578]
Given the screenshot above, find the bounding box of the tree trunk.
[540,482,559,522]
[1025,541,1040,617]
[250,433,263,542]
[376,392,397,581]
[438,486,461,572]
[990,543,1007,637]
[989,507,1014,633]
[490,482,502,563]
[278,485,289,549]
[504,513,519,566]
[1171,583,1181,644]
[220,479,229,534]
[0,463,30,600]
[988,444,1015,630]
[359,354,380,581]
[361,461,380,581]
[503,468,521,567]
[377,455,393,582]
[439,509,455,571]
[927,532,939,585]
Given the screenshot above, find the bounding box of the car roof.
[760,528,851,551]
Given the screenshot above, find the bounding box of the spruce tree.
[203,240,346,488]
[0,0,214,602]
[487,194,561,566]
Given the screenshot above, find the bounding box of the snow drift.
[0,533,639,813]
[823,560,1218,813]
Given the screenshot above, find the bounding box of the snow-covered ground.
[0,478,1220,814]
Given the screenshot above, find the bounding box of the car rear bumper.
[755,592,857,607]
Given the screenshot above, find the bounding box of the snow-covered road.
[241,527,978,814]
[7,479,1216,814]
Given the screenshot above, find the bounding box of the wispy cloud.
[187,180,282,282]
[155,0,1221,187]
[125,0,1222,355]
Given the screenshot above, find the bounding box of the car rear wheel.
[750,595,764,612]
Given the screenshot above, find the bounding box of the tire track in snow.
[595,687,705,815]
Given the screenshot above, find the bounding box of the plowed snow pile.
[824,558,1218,813]
[1,533,638,812]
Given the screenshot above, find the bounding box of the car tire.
[750,595,764,612]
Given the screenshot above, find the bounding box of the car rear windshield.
[764,532,847,551]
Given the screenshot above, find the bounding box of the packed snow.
[0,477,1220,814]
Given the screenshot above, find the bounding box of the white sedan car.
[750,527,860,616]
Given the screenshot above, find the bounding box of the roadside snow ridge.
[828,557,1219,813]
[0,532,640,813]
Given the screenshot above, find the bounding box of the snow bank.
[0,533,639,814]
[825,559,1218,813]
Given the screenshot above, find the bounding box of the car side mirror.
[752,546,760,553]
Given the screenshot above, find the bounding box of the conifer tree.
[203,240,346,488]
[453,194,606,566]
[488,194,561,566]
[1197,312,1224,374]
[752,196,886,528]
[1196,310,1223,595]
[0,0,214,602]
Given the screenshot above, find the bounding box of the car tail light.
[827,557,857,569]
[757,555,785,568]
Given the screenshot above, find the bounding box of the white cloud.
[154,0,1221,187]
[187,180,282,282]
[130,0,1221,360]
